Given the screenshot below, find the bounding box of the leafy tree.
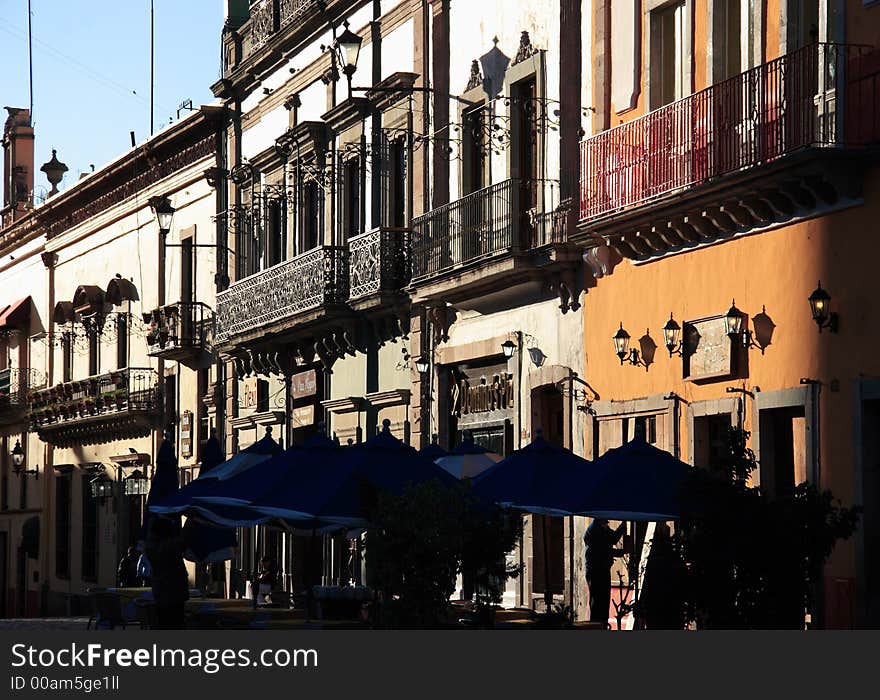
[675,427,860,629]
[366,480,520,628]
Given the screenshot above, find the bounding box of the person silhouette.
[584,518,625,625]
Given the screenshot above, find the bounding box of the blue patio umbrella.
[150,427,283,516]
[252,420,459,527]
[141,432,181,540]
[181,431,240,563]
[419,434,449,461]
[195,432,338,508]
[472,432,599,516]
[570,437,693,521]
[435,433,502,479]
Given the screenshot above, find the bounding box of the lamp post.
[10,440,24,471]
[334,21,363,97]
[10,439,37,478]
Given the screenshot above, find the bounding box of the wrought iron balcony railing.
[237,0,319,65]
[0,367,43,426]
[412,179,521,280]
[27,368,160,438]
[579,43,880,221]
[144,301,214,362]
[348,227,411,300]
[411,179,564,281]
[216,245,349,344]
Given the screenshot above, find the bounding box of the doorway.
[531,386,566,609]
[758,405,807,500]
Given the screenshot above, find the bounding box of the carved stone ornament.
[466,60,483,92]
[513,30,539,65]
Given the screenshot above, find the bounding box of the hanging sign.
[180,410,193,458]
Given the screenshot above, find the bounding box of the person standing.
[136,547,152,587]
[145,517,190,630]
[584,518,626,626]
[116,547,140,588]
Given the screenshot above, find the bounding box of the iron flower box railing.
[27,368,159,427]
[348,227,411,300]
[144,301,214,360]
[0,367,42,426]
[215,245,349,343]
[411,178,521,280]
[579,42,880,221]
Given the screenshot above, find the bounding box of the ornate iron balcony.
[0,367,43,427]
[348,227,411,301]
[215,245,349,344]
[579,43,880,222]
[412,178,521,280]
[27,368,160,447]
[144,301,214,366]
[238,0,318,64]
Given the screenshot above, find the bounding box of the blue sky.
[0,0,223,197]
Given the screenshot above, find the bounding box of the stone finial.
[40,149,68,196]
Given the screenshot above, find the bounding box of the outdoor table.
[311,585,373,620]
[184,598,298,629]
[106,587,203,623]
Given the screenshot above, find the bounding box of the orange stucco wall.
[582,166,880,612]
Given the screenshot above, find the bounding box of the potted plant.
[113,389,127,409]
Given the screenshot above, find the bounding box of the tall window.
[115,315,128,370]
[693,414,732,472]
[342,157,361,240]
[62,332,73,383]
[300,180,321,253]
[720,0,742,80]
[55,475,71,578]
[389,138,406,228]
[512,76,538,208]
[462,106,485,195]
[651,1,686,108]
[87,327,99,377]
[1,440,7,511]
[266,198,286,267]
[81,475,98,581]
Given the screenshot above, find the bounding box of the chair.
[135,599,159,629]
[265,590,292,608]
[89,591,141,630]
[84,588,106,630]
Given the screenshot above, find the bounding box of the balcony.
[222,0,322,80]
[0,368,42,427]
[348,227,410,303]
[576,43,880,260]
[144,301,214,369]
[215,245,349,350]
[27,368,160,447]
[410,179,580,308]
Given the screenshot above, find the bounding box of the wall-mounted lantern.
[90,472,114,501]
[809,281,838,333]
[662,314,683,357]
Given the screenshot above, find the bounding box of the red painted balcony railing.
[579,43,880,221]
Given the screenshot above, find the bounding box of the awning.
[106,277,139,305]
[0,296,31,329]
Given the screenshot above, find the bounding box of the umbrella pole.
[252,524,260,611]
[542,516,552,614]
